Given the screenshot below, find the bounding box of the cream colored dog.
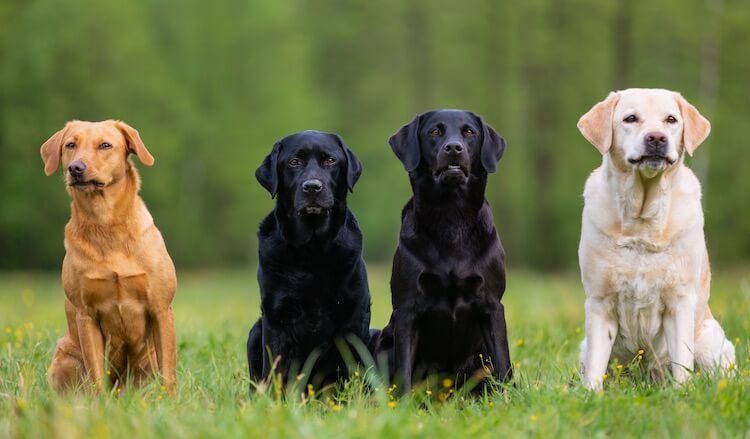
[577,88,735,390]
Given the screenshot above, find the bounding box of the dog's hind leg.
[695,318,735,371]
[247,319,264,381]
[48,333,85,393]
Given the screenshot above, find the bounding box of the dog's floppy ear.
[389,114,422,172]
[333,134,362,192]
[40,123,69,176]
[471,112,507,173]
[256,141,282,198]
[116,121,155,166]
[578,91,620,155]
[676,94,711,156]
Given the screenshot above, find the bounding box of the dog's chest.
[606,245,682,355]
[74,255,151,345]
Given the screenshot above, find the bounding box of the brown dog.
[41,120,177,393]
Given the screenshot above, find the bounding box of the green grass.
[1,266,748,438]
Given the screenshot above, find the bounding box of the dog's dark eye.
[323,157,336,166]
[65,142,76,149]
[429,128,441,137]
[464,128,476,137]
[99,142,112,150]
[288,158,301,167]
[665,115,678,124]
[623,115,638,123]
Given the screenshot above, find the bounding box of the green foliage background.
[1,0,748,269]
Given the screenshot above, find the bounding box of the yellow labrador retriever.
[577,88,735,390]
[41,120,177,393]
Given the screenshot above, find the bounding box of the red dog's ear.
[578,91,620,155]
[116,120,155,166]
[676,94,711,156]
[40,123,70,176]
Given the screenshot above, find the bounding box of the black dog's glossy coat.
[246,130,371,387]
[375,110,512,392]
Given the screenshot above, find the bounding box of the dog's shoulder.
[582,165,607,202]
[673,165,702,201]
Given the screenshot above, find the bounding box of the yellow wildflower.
[718,379,728,390]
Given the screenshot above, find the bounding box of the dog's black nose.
[302,179,323,193]
[443,142,464,155]
[644,132,668,149]
[68,160,86,176]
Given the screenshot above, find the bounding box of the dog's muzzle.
[435,143,470,185]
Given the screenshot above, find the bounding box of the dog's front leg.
[582,296,617,390]
[76,312,105,392]
[152,306,177,392]
[664,293,696,384]
[482,304,513,382]
[393,308,417,394]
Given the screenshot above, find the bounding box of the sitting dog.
[246,130,372,388]
[375,110,512,392]
[42,120,177,393]
[577,89,736,390]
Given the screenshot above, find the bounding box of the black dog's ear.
[256,141,282,198]
[388,114,422,172]
[333,134,362,192]
[472,113,507,173]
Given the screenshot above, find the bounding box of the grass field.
[1,266,748,438]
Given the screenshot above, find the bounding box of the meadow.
[0,266,748,438]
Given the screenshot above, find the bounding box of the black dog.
[246,130,372,388]
[375,110,512,392]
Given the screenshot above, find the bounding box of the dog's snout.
[443,142,464,155]
[68,160,86,176]
[302,179,323,193]
[644,131,668,149]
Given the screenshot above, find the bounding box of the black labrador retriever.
[246,130,372,388]
[375,110,512,393]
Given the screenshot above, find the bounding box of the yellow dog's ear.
[116,120,155,166]
[40,123,70,176]
[578,91,620,155]
[676,94,711,156]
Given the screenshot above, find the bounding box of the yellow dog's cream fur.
[577,88,734,390]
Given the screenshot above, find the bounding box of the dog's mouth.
[298,204,332,216]
[69,179,106,190]
[628,155,675,166]
[435,163,469,180]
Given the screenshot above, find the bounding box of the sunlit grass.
[0,267,748,437]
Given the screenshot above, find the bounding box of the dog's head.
[578,88,711,178]
[256,130,362,217]
[389,110,506,186]
[41,120,154,191]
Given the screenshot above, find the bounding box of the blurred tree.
[0,0,748,270]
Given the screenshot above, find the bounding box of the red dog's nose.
[67,160,86,176]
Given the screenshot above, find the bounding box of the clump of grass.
[1,269,748,438]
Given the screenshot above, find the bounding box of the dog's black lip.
[435,164,469,178]
[628,155,675,165]
[69,180,105,188]
[298,204,332,216]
